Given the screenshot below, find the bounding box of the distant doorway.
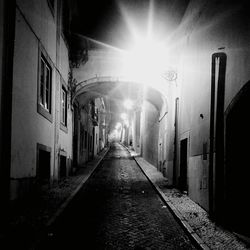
[179,138,188,193]
[225,82,250,237]
[37,144,51,186]
[60,154,67,178]
[173,98,179,185]
[73,104,78,168]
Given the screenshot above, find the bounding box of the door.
[180,138,188,193]
[37,144,51,186]
[60,155,67,178]
[225,82,250,237]
[73,105,78,168]
[173,98,179,185]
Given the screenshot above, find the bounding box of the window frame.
[60,80,68,133]
[37,48,53,122]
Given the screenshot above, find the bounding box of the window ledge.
[37,104,53,123]
[60,123,68,133]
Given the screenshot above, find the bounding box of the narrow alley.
[37,143,197,250]
[1,0,250,249]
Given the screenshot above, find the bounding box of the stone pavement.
[1,147,109,250]
[125,147,249,250]
[37,142,197,250]
[2,143,249,250]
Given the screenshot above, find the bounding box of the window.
[38,53,52,122]
[61,86,67,127]
[40,57,51,111]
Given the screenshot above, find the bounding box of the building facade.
[9,0,73,199]
[1,0,250,238]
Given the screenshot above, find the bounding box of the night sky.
[71,0,190,49]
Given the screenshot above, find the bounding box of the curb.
[30,147,110,249]
[47,147,110,227]
[132,156,210,250]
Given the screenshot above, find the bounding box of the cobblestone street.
[38,143,197,250]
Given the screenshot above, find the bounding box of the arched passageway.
[72,78,169,179]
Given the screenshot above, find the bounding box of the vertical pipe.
[209,53,227,220]
[209,54,216,217]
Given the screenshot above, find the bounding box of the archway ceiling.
[76,81,164,114]
[76,81,140,130]
[76,81,141,108]
[75,79,166,133]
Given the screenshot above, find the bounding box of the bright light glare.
[124,119,129,127]
[123,99,133,109]
[122,37,168,84]
[120,113,130,127]
[121,113,127,120]
[115,122,122,130]
[109,128,121,142]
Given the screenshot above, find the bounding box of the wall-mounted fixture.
[162,70,177,81]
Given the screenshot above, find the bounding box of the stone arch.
[72,76,169,166]
[72,76,168,114]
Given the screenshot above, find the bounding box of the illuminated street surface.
[38,143,197,250]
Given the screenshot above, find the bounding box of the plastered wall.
[10,2,72,199]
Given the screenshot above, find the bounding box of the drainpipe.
[53,0,62,184]
[209,54,216,219]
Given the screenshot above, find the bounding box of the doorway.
[60,154,67,178]
[173,98,179,185]
[73,105,78,168]
[225,82,250,237]
[37,144,51,186]
[179,138,188,193]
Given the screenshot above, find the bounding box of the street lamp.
[115,122,122,130]
[121,113,127,120]
[122,37,168,83]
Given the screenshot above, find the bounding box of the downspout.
[209,55,216,218]
[53,0,62,183]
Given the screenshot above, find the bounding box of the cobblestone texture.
[4,143,248,250]
[38,143,197,250]
[1,149,109,250]
[134,155,250,250]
